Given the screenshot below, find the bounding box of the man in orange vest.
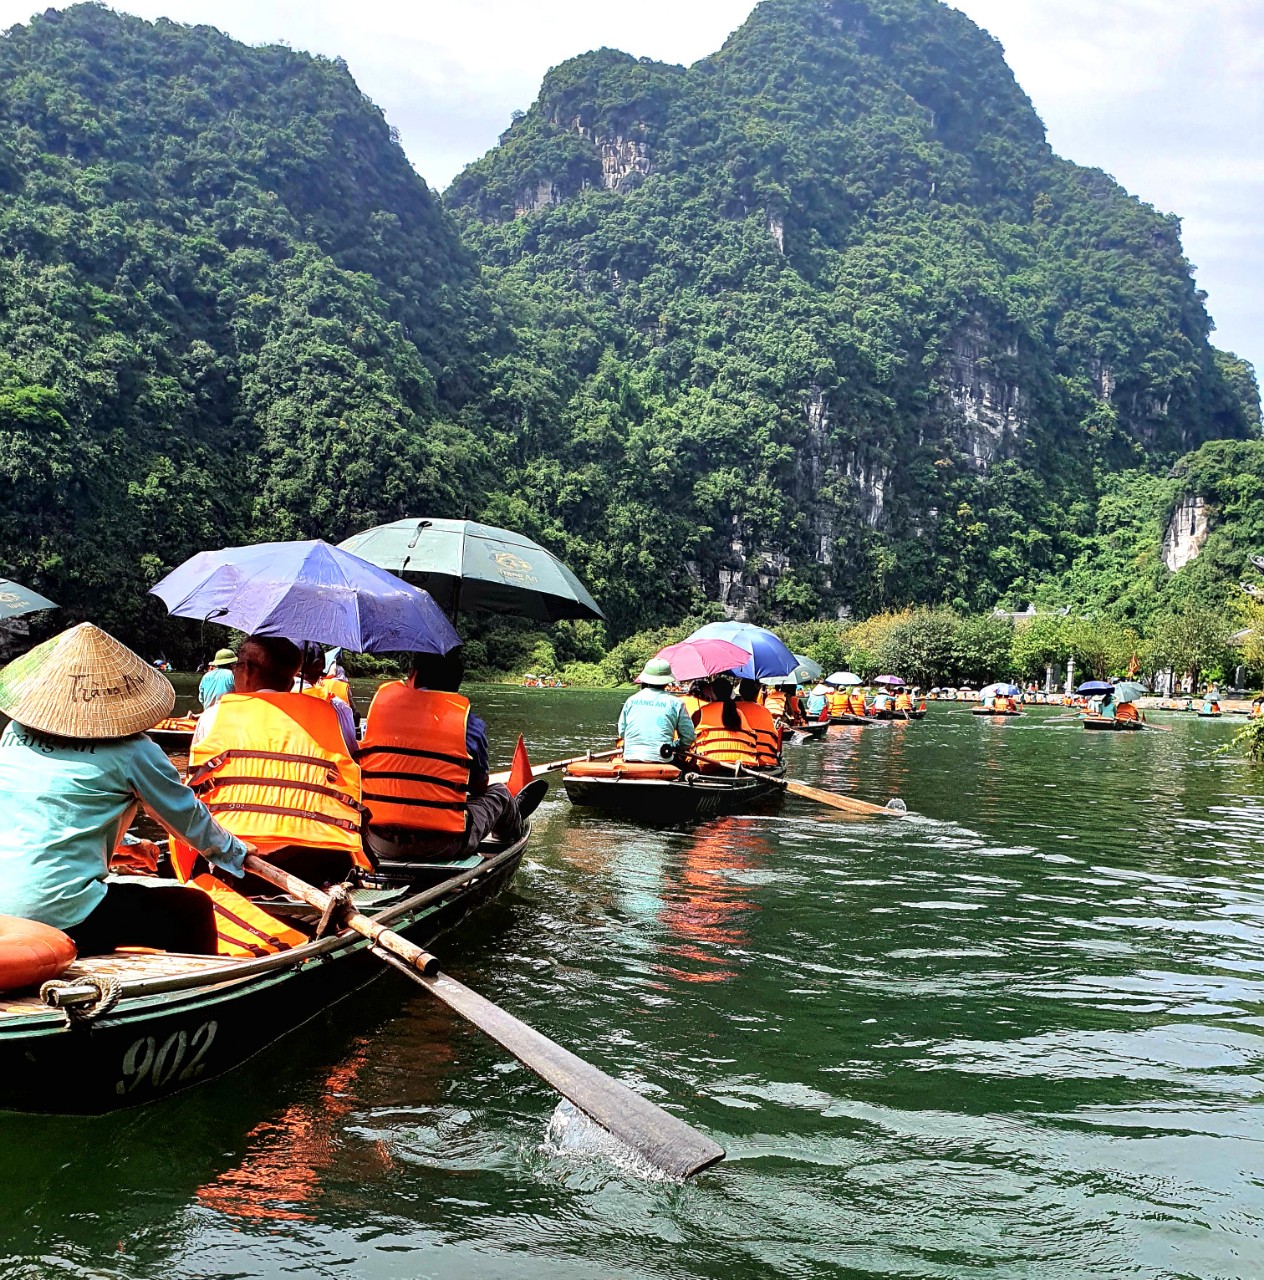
[188,635,366,889]
[294,643,358,755]
[360,647,545,862]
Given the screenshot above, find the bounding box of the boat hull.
[564,770,785,822]
[829,714,874,727]
[0,839,526,1115]
[1082,717,1144,731]
[786,722,830,743]
[972,708,1021,717]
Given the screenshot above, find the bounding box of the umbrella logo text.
[493,552,538,585]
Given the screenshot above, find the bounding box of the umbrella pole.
[449,576,463,625]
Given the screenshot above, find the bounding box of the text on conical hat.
[69,670,152,702]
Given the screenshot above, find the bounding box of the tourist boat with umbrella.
[972,683,1023,717]
[0,538,723,1178]
[562,634,791,822]
[822,671,872,725]
[1082,680,1152,731]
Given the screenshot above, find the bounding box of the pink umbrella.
[656,638,751,681]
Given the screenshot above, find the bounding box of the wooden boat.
[829,713,874,727]
[1082,715,1145,731]
[0,834,528,1115]
[564,766,786,822]
[785,721,829,743]
[147,715,198,753]
[972,707,1021,717]
[1198,710,1223,718]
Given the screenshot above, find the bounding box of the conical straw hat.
[0,623,175,739]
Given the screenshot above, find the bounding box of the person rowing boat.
[0,624,251,955]
[617,658,697,765]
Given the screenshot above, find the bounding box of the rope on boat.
[39,973,123,1022]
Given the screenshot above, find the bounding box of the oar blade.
[403,962,725,1178]
[783,778,901,817]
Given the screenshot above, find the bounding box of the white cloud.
[0,0,1259,377]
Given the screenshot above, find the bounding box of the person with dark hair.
[694,675,781,771]
[680,678,714,722]
[359,646,543,862]
[186,634,368,888]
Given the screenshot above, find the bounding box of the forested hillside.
[450,0,1258,634]
[0,3,497,642]
[0,0,1259,655]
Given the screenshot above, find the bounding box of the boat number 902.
[115,1020,218,1096]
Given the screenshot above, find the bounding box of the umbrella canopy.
[150,539,461,655]
[686,622,797,681]
[826,671,862,687]
[1114,681,1149,703]
[656,638,750,682]
[339,518,602,622]
[792,654,823,684]
[1076,680,1114,695]
[0,578,56,620]
[873,674,905,686]
[980,682,1021,698]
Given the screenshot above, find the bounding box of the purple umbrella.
[150,540,461,654]
[874,675,905,687]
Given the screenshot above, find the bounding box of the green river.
[3,688,1264,1279]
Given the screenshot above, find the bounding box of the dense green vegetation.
[0,1,1259,662]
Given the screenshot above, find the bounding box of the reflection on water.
[3,695,1264,1279]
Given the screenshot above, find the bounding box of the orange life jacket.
[694,701,780,770]
[827,690,850,717]
[184,691,367,870]
[301,676,352,706]
[359,683,473,836]
[765,691,787,718]
[894,692,913,711]
[1115,702,1140,722]
[191,874,308,957]
[681,694,705,720]
[848,692,868,716]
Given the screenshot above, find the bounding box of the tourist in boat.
[615,658,697,763]
[827,684,851,718]
[189,634,369,887]
[198,647,237,710]
[695,677,781,770]
[846,686,869,717]
[294,643,358,755]
[0,624,250,955]
[765,683,802,723]
[871,689,894,715]
[1201,688,1222,715]
[359,646,541,861]
[681,679,715,721]
[894,688,914,715]
[1251,696,1264,720]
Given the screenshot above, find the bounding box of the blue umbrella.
[687,622,797,681]
[150,540,460,654]
[1076,680,1113,695]
[0,578,56,620]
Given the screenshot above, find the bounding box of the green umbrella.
[0,578,56,620]
[339,518,603,622]
[1113,681,1148,703]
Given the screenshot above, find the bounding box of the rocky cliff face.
[1163,496,1212,571]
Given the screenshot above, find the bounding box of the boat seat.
[566,759,681,780]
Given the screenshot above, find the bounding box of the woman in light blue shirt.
[0,624,250,955]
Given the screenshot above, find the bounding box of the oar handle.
[488,747,620,786]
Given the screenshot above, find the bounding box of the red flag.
[507,735,533,795]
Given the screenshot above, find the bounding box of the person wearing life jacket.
[764,685,788,720]
[0,624,250,955]
[780,684,805,725]
[894,689,914,715]
[189,635,366,889]
[681,679,715,723]
[694,677,781,771]
[294,643,358,756]
[617,658,697,763]
[360,647,544,862]
[1251,697,1264,720]
[847,687,869,717]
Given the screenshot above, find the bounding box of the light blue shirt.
[806,692,827,718]
[0,722,248,931]
[617,687,696,763]
[199,667,235,709]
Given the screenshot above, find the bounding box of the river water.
[3,690,1264,1279]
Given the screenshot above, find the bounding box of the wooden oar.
[688,756,906,817]
[488,748,619,786]
[243,855,724,1180]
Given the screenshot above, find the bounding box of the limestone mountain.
[450,0,1257,631]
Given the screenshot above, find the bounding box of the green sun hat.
[209,648,238,668]
[635,657,675,686]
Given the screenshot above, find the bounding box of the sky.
[0,0,1259,379]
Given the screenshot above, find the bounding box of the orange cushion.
[566,758,682,780]
[0,915,77,991]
